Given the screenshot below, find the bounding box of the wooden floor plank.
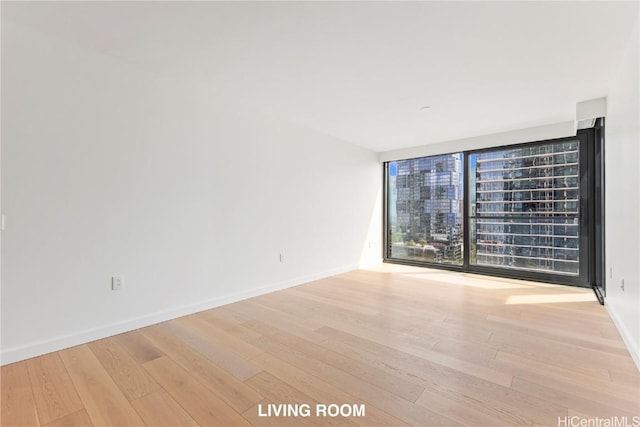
[41,409,93,427]
[489,326,633,377]
[197,310,264,342]
[143,356,251,426]
[110,330,164,364]
[283,287,382,317]
[139,322,264,413]
[247,320,425,402]
[58,345,144,426]
[315,326,565,426]
[130,389,199,427]
[1,361,40,427]
[26,353,84,425]
[177,315,264,360]
[609,368,640,388]
[316,326,514,388]
[250,330,460,426]
[162,319,262,381]
[511,376,640,419]
[415,386,521,427]
[494,350,639,405]
[431,335,499,364]
[88,337,161,401]
[224,299,328,344]
[524,323,629,356]
[251,352,409,427]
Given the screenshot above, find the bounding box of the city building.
[473,141,580,274]
[391,154,462,264]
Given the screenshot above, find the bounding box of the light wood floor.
[2,265,639,426]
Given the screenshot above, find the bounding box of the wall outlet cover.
[112,276,124,291]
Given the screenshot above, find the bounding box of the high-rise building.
[391,154,462,263]
[472,141,580,274]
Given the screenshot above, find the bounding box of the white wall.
[604,21,640,370]
[0,21,381,364]
[378,121,576,162]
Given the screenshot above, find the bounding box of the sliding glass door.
[386,154,463,266]
[384,129,598,287]
[469,139,583,276]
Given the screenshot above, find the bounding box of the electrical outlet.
[279,253,285,263]
[620,279,625,292]
[610,267,613,279]
[112,276,124,291]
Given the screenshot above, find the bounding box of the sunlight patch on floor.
[505,293,597,305]
[400,272,534,289]
[361,263,590,291]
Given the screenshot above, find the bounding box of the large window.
[384,129,600,287]
[469,141,580,275]
[387,154,463,265]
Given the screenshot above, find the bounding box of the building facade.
[390,154,463,264]
[472,141,580,275]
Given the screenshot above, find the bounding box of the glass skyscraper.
[388,154,463,265]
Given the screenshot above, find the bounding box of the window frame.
[383,150,466,272]
[383,128,598,288]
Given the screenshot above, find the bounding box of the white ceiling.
[3,1,638,152]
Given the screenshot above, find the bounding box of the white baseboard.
[0,264,358,366]
[605,301,640,372]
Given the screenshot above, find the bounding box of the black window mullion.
[463,152,470,269]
